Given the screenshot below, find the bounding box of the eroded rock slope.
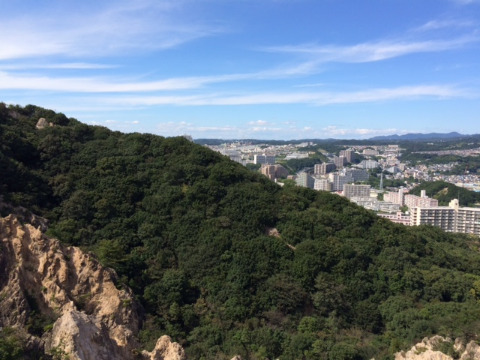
[0,214,185,360]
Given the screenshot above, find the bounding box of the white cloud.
[106,84,466,107]
[248,120,269,125]
[0,63,118,71]
[414,19,476,32]
[265,35,479,63]
[0,0,220,60]
[0,71,222,92]
[0,63,321,92]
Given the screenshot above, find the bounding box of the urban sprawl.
[207,141,480,236]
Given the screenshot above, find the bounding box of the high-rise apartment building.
[456,206,480,235]
[359,160,379,169]
[314,178,332,191]
[333,155,347,169]
[329,173,353,191]
[339,149,356,163]
[254,154,275,165]
[314,163,335,175]
[344,169,369,183]
[296,172,315,189]
[410,199,480,236]
[384,189,405,206]
[261,164,288,181]
[343,184,371,199]
[404,190,438,209]
[410,202,456,231]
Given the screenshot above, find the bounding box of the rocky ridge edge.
[0,214,185,360]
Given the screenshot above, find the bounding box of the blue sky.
[1,0,480,139]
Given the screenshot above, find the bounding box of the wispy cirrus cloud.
[0,59,326,92]
[264,35,479,64]
[3,70,462,103]
[0,71,232,92]
[414,19,477,32]
[103,84,467,107]
[0,0,220,60]
[0,63,118,70]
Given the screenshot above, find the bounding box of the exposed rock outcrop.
[0,214,185,360]
[395,335,480,360]
[142,335,186,360]
[35,117,53,129]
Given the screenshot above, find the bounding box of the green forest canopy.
[3,103,480,359]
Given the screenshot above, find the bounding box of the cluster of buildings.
[296,168,370,192]
[207,141,315,166]
[384,189,438,208]
[410,199,480,235]
[205,140,480,235]
[338,184,480,236]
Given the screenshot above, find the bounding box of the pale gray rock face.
[142,335,186,360]
[35,117,48,129]
[0,214,185,360]
[395,335,480,360]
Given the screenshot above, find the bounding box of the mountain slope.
[3,103,480,359]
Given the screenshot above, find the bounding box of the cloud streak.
[0,0,219,60]
[105,84,466,107]
[414,19,476,32]
[0,71,235,92]
[0,60,328,93]
[0,63,118,70]
[265,35,479,63]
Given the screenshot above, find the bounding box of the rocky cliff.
[0,214,185,360]
[395,335,480,360]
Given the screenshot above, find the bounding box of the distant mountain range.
[195,133,480,144]
[369,132,469,141]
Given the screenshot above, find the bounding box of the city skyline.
[1,0,480,139]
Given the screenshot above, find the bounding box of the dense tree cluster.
[3,103,480,359]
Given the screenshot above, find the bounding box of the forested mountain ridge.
[3,103,480,359]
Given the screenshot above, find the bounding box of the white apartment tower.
[410,199,480,236]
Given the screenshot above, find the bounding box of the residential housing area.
[206,140,480,236]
